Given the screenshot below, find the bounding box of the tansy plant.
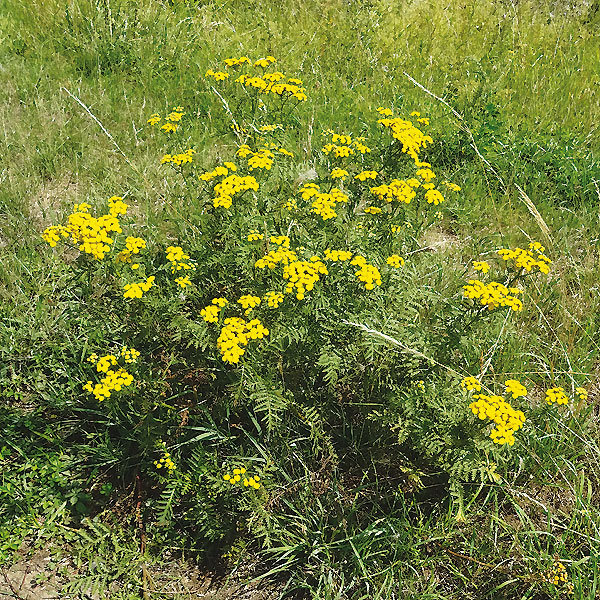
[38,54,582,550]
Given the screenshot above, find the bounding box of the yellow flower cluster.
[262,71,285,83]
[264,291,284,308]
[160,149,195,165]
[238,294,261,314]
[248,230,264,241]
[83,369,134,401]
[217,317,269,364]
[147,113,161,126]
[123,276,155,299]
[254,56,276,68]
[352,256,382,290]
[108,196,128,216]
[166,245,196,273]
[41,225,69,249]
[298,183,348,220]
[321,130,371,155]
[88,347,139,369]
[386,254,405,268]
[424,188,445,205]
[246,146,275,170]
[83,349,137,402]
[283,198,298,211]
[463,280,523,311]
[461,376,482,392]
[442,180,461,192]
[370,179,418,204]
[473,261,490,273]
[223,466,261,489]
[124,236,146,254]
[376,109,433,164]
[505,379,528,399]
[283,257,328,300]
[545,387,569,405]
[255,246,298,269]
[470,393,526,446]
[166,108,184,122]
[90,352,116,372]
[355,170,378,181]
[269,80,307,101]
[542,559,573,594]
[270,235,290,247]
[199,162,237,182]
[325,132,351,144]
[117,236,146,265]
[415,167,436,182]
[575,386,588,400]
[147,106,184,132]
[200,297,228,323]
[154,451,176,473]
[237,74,270,91]
[175,276,192,288]
[42,199,126,260]
[364,206,382,214]
[121,346,140,363]
[321,143,352,157]
[224,56,252,67]
[200,306,220,323]
[205,69,229,81]
[409,110,430,126]
[324,249,353,262]
[497,242,552,274]
[331,168,349,179]
[212,174,259,209]
[216,56,307,101]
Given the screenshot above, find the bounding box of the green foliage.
[1,1,600,598]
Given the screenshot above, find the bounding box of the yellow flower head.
[386,255,405,268]
[504,379,528,399]
[473,261,490,274]
[545,387,569,406]
[461,376,482,392]
[330,168,349,179]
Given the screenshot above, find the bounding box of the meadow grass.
[1,1,600,598]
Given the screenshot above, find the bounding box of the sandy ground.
[0,549,281,600]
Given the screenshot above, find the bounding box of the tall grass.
[1,1,600,598]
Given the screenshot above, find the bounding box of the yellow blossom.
[473,261,490,274]
[248,230,264,241]
[470,393,526,445]
[147,113,161,126]
[123,276,155,299]
[463,280,523,311]
[545,387,569,406]
[461,376,481,391]
[355,170,378,181]
[175,276,192,288]
[386,255,405,268]
[264,291,284,308]
[504,379,528,399]
[330,168,349,179]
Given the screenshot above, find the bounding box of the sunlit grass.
[1,1,599,598]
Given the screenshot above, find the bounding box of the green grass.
[1,0,600,598]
